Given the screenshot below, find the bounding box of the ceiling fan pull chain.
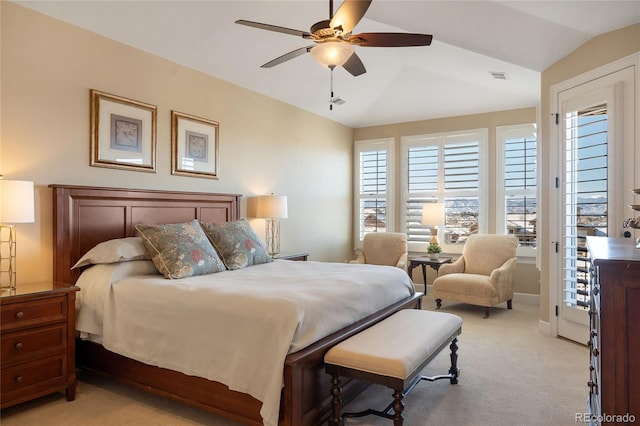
[329,66,334,110]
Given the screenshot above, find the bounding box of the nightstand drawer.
[1,355,66,396]
[1,324,66,366]
[0,295,67,332]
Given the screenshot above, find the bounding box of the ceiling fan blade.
[348,32,433,47]
[235,20,311,38]
[261,46,314,68]
[342,52,366,77]
[330,0,372,34]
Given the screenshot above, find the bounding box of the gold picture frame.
[90,89,157,172]
[171,111,219,179]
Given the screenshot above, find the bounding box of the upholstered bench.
[324,309,462,426]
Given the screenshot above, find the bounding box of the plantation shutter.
[504,134,537,247]
[406,144,439,244]
[563,103,608,310]
[357,147,388,240]
[442,141,480,242]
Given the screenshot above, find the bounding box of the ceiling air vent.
[490,71,508,80]
[331,97,346,105]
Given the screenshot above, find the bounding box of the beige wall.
[539,23,640,323]
[355,108,540,295]
[1,3,354,284]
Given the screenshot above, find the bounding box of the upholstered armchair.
[432,234,518,318]
[351,232,408,271]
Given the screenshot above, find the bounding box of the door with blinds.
[556,66,635,343]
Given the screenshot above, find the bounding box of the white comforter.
[75,259,414,426]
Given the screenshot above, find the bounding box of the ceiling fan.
[235,0,433,77]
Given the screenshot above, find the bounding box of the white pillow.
[72,237,148,269]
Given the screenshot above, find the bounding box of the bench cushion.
[325,309,462,380]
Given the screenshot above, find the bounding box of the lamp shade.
[310,42,354,68]
[255,195,288,219]
[0,180,35,223]
[421,202,445,226]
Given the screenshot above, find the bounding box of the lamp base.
[0,224,17,291]
[430,226,439,245]
[265,219,281,256]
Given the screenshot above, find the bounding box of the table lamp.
[422,202,445,245]
[255,194,288,256]
[1,180,35,291]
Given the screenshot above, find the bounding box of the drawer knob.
[15,342,23,350]
[587,380,596,389]
[15,311,24,319]
[15,376,23,384]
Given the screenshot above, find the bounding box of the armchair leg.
[435,299,442,309]
[507,299,513,309]
[483,307,490,319]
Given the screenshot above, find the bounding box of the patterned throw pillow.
[201,218,272,270]
[135,220,226,279]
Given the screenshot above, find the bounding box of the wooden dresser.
[587,237,640,425]
[1,281,79,409]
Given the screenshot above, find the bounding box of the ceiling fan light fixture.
[310,42,354,68]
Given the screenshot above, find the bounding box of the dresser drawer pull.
[15,342,23,350]
[15,311,24,319]
[15,376,23,384]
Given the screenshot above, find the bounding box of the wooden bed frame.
[50,184,422,425]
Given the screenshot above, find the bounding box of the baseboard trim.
[538,319,551,335]
[422,285,540,306]
[513,292,539,305]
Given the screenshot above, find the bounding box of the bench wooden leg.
[507,299,513,309]
[329,374,344,426]
[391,389,404,426]
[449,337,459,384]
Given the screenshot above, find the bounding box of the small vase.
[430,253,440,260]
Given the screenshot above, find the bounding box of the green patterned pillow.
[135,220,226,279]
[201,219,272,270]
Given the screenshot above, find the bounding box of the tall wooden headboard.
[50,185,241,284]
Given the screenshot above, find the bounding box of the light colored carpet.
[1,295,588,426]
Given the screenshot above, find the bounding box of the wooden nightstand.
[274,252,309,261]
[0,281,79,409]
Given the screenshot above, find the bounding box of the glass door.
[556,67,634,343]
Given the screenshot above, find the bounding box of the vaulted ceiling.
[15,1,640,127]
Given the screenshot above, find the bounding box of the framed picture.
[90,89,157,172]
[171,111,219,179]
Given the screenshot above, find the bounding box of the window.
[401,129,488,252]
[496,124,537,256]
[354,138,394,247]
